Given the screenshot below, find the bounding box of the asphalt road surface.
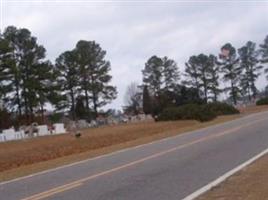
[1,111,268,200]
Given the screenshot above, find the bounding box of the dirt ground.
[0,105,268,182]
[198,154,268,200]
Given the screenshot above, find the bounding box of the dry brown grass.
[0,115,240,181]
[238,105,268,114]
[0,120,201,172]
[198,154,268,200]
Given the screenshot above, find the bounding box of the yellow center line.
[23,182,82,200]
[21,118,267,200]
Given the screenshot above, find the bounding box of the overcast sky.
[2,0,268,110]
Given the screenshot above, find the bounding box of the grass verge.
[197,154,268,200]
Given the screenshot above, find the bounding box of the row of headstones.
[0,123,66,142]
[106,114,154,125]
[72,114,154,129]
[128,114,154,123]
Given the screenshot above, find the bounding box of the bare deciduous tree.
[124,82,142,115]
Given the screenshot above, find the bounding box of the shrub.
[205,102,239,115]
[158,104,216,122]
[158,102,239,122]
[256,97,268,105]
[156,107,179,121]
[196,105,217,122]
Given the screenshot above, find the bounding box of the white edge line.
[182,147,268,200]
[1,110,268,186]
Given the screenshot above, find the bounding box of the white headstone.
[77,120,88,129]
[38,125,49,136]
[3,128,16,141]
[0,134,5,142]
[14,130,25,140]
[139,114,146,121]
[53,123,66,134]
[89,120,97,127]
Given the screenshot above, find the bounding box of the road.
[1,111,268,200]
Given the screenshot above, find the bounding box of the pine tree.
[0,34,13,102]
[2,26,48,122]
[238,41,262,100]
[75,96,90,120]
[142,56,163,96]
[55,50,79,120]
[1,27,23,116]
[208,54,221,102]
[184,56,201,92]
[33,61,55,122]
[259,35,268,80]
[142,85,152,114]
[75,40,117,118]
[162,56,180,91]
[219,43,241,105]
[185,54,211,103]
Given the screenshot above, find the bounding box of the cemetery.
[0,123,66,142]
[0,114,153,143]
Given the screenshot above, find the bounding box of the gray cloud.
[2,1,268,109]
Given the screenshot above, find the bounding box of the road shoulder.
[197,153,268,200]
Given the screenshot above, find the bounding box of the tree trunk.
[247,86,251,102]
[90,73,98,118]
[84,88,90,112]
[92,91,98,118]
[231,81,237,105]
[251,82,257,99]
[41,104,44,124]
[15,81,22,117]
[70,88,76,120]
[29,104,34,123]
[23,91,30,124]
[203,77,208,103]
[214,92,217,102]
[204,87,208,103]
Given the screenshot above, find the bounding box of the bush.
[156,107,176,121]
[158,102,239,122]
[256,97,268,105]
[158,104,216,122]
[196,105,217,122]
[205,102,239,115]
[157,104,197,121]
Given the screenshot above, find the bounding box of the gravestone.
[0,133,5,142]
[77,120,89,129]
[53,123,66,134]
[3,128,16,141]
[38,125,49,136]
[14,130,25,140]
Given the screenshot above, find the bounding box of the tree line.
[1,25,268,125]
[125,36,268,116]
[0,26,117,125]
